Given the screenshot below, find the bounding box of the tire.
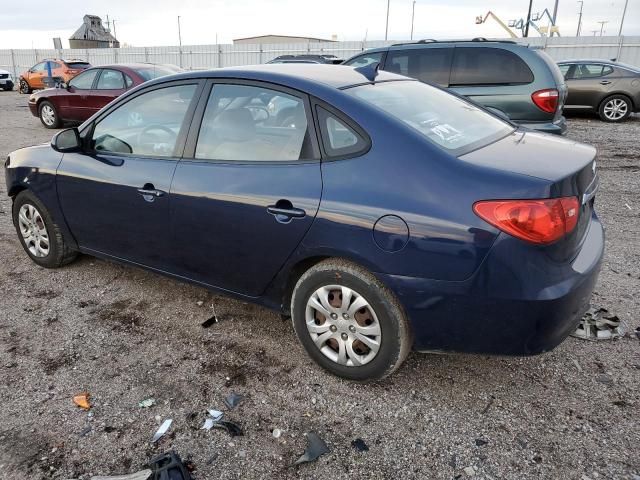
[38,100,61,129]
[598,95,631,122]
[19,79,31,94]
[12,190,77,268]
[291,259,412,381]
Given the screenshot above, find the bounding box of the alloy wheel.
[305,285,382,367]
[603,98,628,121]
[40,105,56,126]
[17,204,50,258]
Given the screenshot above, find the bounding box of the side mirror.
[51,128,81,152]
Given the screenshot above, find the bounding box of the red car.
[28,63,182,128]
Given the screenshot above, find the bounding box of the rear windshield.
[133,66,179,81]
[346,80,513,154]
[66,62,91,69]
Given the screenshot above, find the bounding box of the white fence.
[1,36,639,80]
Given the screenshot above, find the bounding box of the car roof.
[152,64,409,90]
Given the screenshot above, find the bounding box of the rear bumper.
[517,115,567,135]
[378,213,604,355]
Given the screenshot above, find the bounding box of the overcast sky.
[0,0,638,49]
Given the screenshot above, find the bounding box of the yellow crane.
[475,11,518,38]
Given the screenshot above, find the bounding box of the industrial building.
[69,15,120,49]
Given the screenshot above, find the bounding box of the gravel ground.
[0,89,638,480]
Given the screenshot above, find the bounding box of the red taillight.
[531,88,559,113]
[473,197,579,244]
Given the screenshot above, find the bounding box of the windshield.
[346,80,513,154]
[133,65,181,81]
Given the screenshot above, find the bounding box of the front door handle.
[267,199,306,222]
[600,80,611,85]
[137,184,166,202]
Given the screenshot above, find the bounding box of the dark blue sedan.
[5,64,603,380]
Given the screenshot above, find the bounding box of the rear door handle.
[137,184,166,202]
[600,80,611,85]
[267,199,306,222]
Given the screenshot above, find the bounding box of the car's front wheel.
[19,79,31,94]
[291,259,411,381]
[12,190,77,268]
[38,101,61,128]
[598,95,631,122]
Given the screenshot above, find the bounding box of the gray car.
[558,59,640,122]
[344,39,567,135]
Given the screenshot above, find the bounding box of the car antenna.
[354,61,380,82]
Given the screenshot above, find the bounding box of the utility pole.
[524,0,533,37]
[178,16,182,47]
[598,20,608,36]
[385,0,390,40]
[551,0,559,36]
[576,1,584,36]
[410,0,416,40]
[112,19,117,41]
[618,0,629,36]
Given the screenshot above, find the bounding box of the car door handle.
[267,200,306,221]
[600,80,611,85]
[137,185,166,202]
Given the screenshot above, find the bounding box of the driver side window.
[91,84,197,157]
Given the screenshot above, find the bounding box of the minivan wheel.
[291,259,411,381]
[598,95,631,122]
[19,79,31,94]
[12,190,77,268]
[39,101,61,129]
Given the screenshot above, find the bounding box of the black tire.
[12,190,77,268]
[38,100,61,129]
[598,94,632,122]
[19,79,31,94]
[291,259,412,381]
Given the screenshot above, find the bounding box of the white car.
[0,68,14,91]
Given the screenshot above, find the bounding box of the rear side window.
[558,64,571,78]
[316,106,368,158]
[96,69,125,90]
[450,47,534,86]
[572,64,614,79]
[385,48,453,86]
[344,52,384,68]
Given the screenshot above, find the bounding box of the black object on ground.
[150,451,192,480]
[224,392,244,409]
[201,316,218,328]
[213,420,243,437]
[294,432,330,465]
[475,438,489,446]
[351,438,369,452]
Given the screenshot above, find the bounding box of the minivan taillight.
[531,89,559,113]
[473,197,579,244]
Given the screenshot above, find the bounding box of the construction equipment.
[475,11,518,38]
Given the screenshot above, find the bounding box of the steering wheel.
[137,125,177,154]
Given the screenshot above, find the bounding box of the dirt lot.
[0,89,638,480]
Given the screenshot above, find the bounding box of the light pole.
[410,0,416,40]
[385,0,390,40]
[177,16,182,47]
[524,0,533,37]
[598,20,608,36]
[576,1,584,36]
[618,0,629,36]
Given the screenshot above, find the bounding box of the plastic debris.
[196,300,204,306]
[201,316,218,328]
[73,392,91,410]
[149,451,192,480]
[224,393,244,409]
[213,420,243,437]
[272,428,282,439]
[90,470,151,480]
[207,409,224,422]
[152,419,172,443]
[294,432,329,466]
[201,418,215,430]
[635,326,640,340]
[475,438,488,446]
[572,307,625,341]
[351,438,369,452]
[138,398,156,408]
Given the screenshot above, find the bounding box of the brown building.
[233,34,336,45]
[69,15,120,49]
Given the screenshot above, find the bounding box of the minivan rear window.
[450,47,534,86]
[66,62,91,69]
[346,80,513,154]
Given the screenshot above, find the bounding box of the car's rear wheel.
[291,259,411,381]
[39,101,61,129]
[12,190,77,268]
[19,79,31,94]
[598,95,631,122]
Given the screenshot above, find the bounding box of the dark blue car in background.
[5,64,603,380]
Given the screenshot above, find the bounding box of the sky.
[0,0,638,49]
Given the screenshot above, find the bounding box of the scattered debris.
[138,398,156,408]
[463,466,476,477]
[294,432,329,466]
[624,203,632,210]
[152,419,172,443]
[572,359,582,372]
[635,326,640,340]
[104,426,117,433]
[207,409,224,422]
[596,374,614,386]
[201,316,218,328]
[481,396,494,414]
[224,393,244,410]
[272,428,282,439]
[149,451,192,480]
[79,426,92,437]
[213,420,243,437]
[201,418,215,431]
[612,399,628,407]
[572,308,625,341]
[73,392,91,410]
[475,438,488,446]
[196,301,204,307]
[90,470,151,480]
[351,438,369,452]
